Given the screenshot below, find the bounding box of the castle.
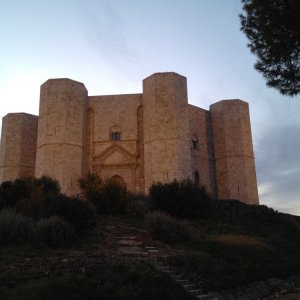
[0,72,259,204]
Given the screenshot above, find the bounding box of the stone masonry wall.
[88,94,142,192]
[35,79,88,196]
[0,113,38,182]
[188,105,215,195]
[0,72,259,205]
[210,100,259,204]
[143,73,192,192]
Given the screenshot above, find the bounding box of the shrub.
[95,179,128,214]
[80,175,128,215]
[16,187,47,220]
[33,176,60,194]
[145,211,191,243]
[35,216,75,247]
[126,193,150,217]
[46,194,95,231]
[149,179,212,219]
[0,178,33,210]
[0,209,33,245]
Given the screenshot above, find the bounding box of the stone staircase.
[106,224,218,300]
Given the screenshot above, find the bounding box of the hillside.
[1,177,300,299]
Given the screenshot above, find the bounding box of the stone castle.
[0,72,259,204]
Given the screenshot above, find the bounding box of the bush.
[126,193,150,217]
[35,216,75,247]
[14,180,95,231]
[0,209,33,245]
[46,194,95,231]
[80,175,129,215]
[145,211,191,243]
[0,178,34,210]
[149,179,212,219]
[16,187,48,220]
[33,176,60,194]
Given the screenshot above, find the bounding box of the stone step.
[196,295,212,300]
[117,240,143,246]
[118,247,149,257]
[183,284,196,289]
[144,245,156,249]
[115,235,137,240]
[171,275,183,280]
[188,289,203,295]
[147,249,159,253]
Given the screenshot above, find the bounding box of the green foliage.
[0,177,95,236]
[79,175,129,215]
[48,195,95,231]
[240,0,300,96]
[0,178,33,209]
[15,186,95,231]
[208,199,300,241]
[149,179,211,219]
[34,216,75,247]
[125,193,150,217]
[33,176,60,194]
[145,211,191,243]
[0,209,33,245]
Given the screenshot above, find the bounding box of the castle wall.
[0,72,259,205]
[88,94,142,192]
[143,73,192,192]
[210,100,259,204]
[35,79,88,196]
[189,105,216,196]
[0,113,38,182]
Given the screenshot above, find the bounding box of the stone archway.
[112,175,126,188]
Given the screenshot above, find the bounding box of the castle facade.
[0,72,259,204]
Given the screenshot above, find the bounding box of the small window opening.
[111,131,121,140]
[194,171,200,184]
[111,125,121,141]
[192,135,198,149]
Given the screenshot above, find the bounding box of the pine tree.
[240,0,300,96]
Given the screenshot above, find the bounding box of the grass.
[0,262,195,300]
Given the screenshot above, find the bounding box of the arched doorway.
[111,175,126,189]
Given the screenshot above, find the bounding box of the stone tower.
[35,79,88,195]
[210,100,259,204]
[143,72,192,191]
[0,113,38,182]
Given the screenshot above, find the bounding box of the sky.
[0,0,299,215]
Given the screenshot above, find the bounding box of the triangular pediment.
[94,144,136,166]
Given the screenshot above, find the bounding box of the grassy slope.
[1,202,300,298]
[164,202,300,292]
[0,262,195,300]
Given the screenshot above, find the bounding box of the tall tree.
[240,0,300,96]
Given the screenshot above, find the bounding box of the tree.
[240,0,300,96]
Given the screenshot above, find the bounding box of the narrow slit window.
[192,135,198,149]
[194,171,200,184]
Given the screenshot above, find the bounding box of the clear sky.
[0,0,299,215]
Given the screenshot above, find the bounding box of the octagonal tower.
[35,79,88,195]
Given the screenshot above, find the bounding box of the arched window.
[191,135,198,149]
[110,125,121,141]
[194,171,200,184]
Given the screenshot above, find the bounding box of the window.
[194,171,200,184]
[192,135,198,149]
[110,125,121,141]
[111,131,121,140]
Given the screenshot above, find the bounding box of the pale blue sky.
[1,0,299,215]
